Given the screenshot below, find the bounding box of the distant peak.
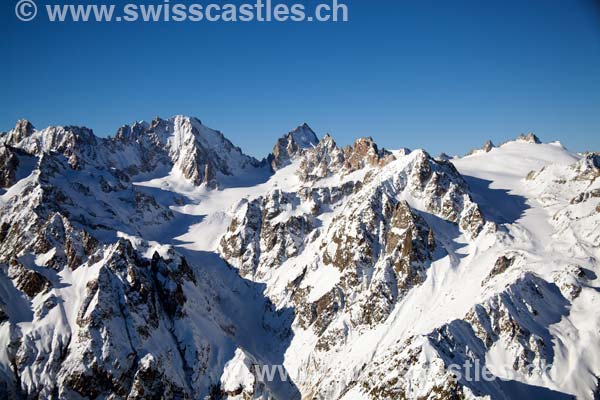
[483,140,495,152]
[437,152,451,161]
[517,132,541,144]
[465,139,495,156]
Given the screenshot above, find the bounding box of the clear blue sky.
[2,0,599,158]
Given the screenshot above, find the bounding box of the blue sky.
[1,0,599,158]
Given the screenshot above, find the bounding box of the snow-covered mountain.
[0,117,598,400]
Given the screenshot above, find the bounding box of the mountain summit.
[269,123,319,170]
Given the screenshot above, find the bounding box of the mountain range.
[0,116,598,399]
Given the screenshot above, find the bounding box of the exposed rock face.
[7,261,51,298]
[297,135,395,182]
[342,137,396,171]
[127,354,190,400]
[482,255,515,285]
[269,123,319,170]
[114,121,149,142]
[220,190,318,279]
[38,241,189,398]
[0,146,19,188]
[317,195,435,330]
[296,133,344,181]
[406,151,486,238]
[6,119,34,144]
[218,166,445,351]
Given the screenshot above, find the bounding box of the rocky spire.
[269,123,319,171]
[482,140,495,152]
[517,132,541,144]
[6,119,35,145]
[465,139,495,156]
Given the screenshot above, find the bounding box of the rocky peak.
[482,139,495,152]
[112,116,174,147]
[269,123,319,170]
[5,121,98,170]
[7,260,51,298]
[7,119,35,143]
[319,133,337,150]
[115,121,149,143]
[47,126,98,169]
[150,115,167,130]
[297,134,344,181]
[342,136,395,171]
[60,126,97,147]
[517,132,541,144]
[109,115,262,187]
[163,115,259,185]
[466,139,495,156]
[297,135,395,182]
[289,123,319,148]
[436,152,451,161]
